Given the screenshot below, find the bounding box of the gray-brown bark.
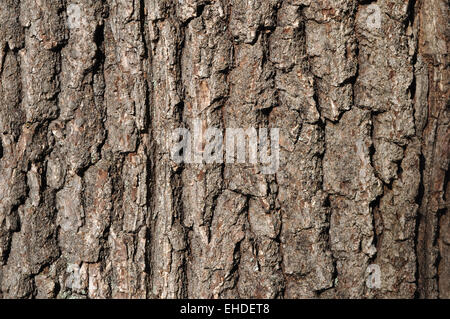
[0,0,448,299]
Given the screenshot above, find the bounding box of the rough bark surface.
[0,0,448,299]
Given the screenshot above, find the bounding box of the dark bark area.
[0,0,448,299]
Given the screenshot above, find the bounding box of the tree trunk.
[0,0,448,299]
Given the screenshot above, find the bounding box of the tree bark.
[0,0,448,299]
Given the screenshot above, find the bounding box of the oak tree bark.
[0,0,448,298]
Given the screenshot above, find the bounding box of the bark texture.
[0,0,448,299]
